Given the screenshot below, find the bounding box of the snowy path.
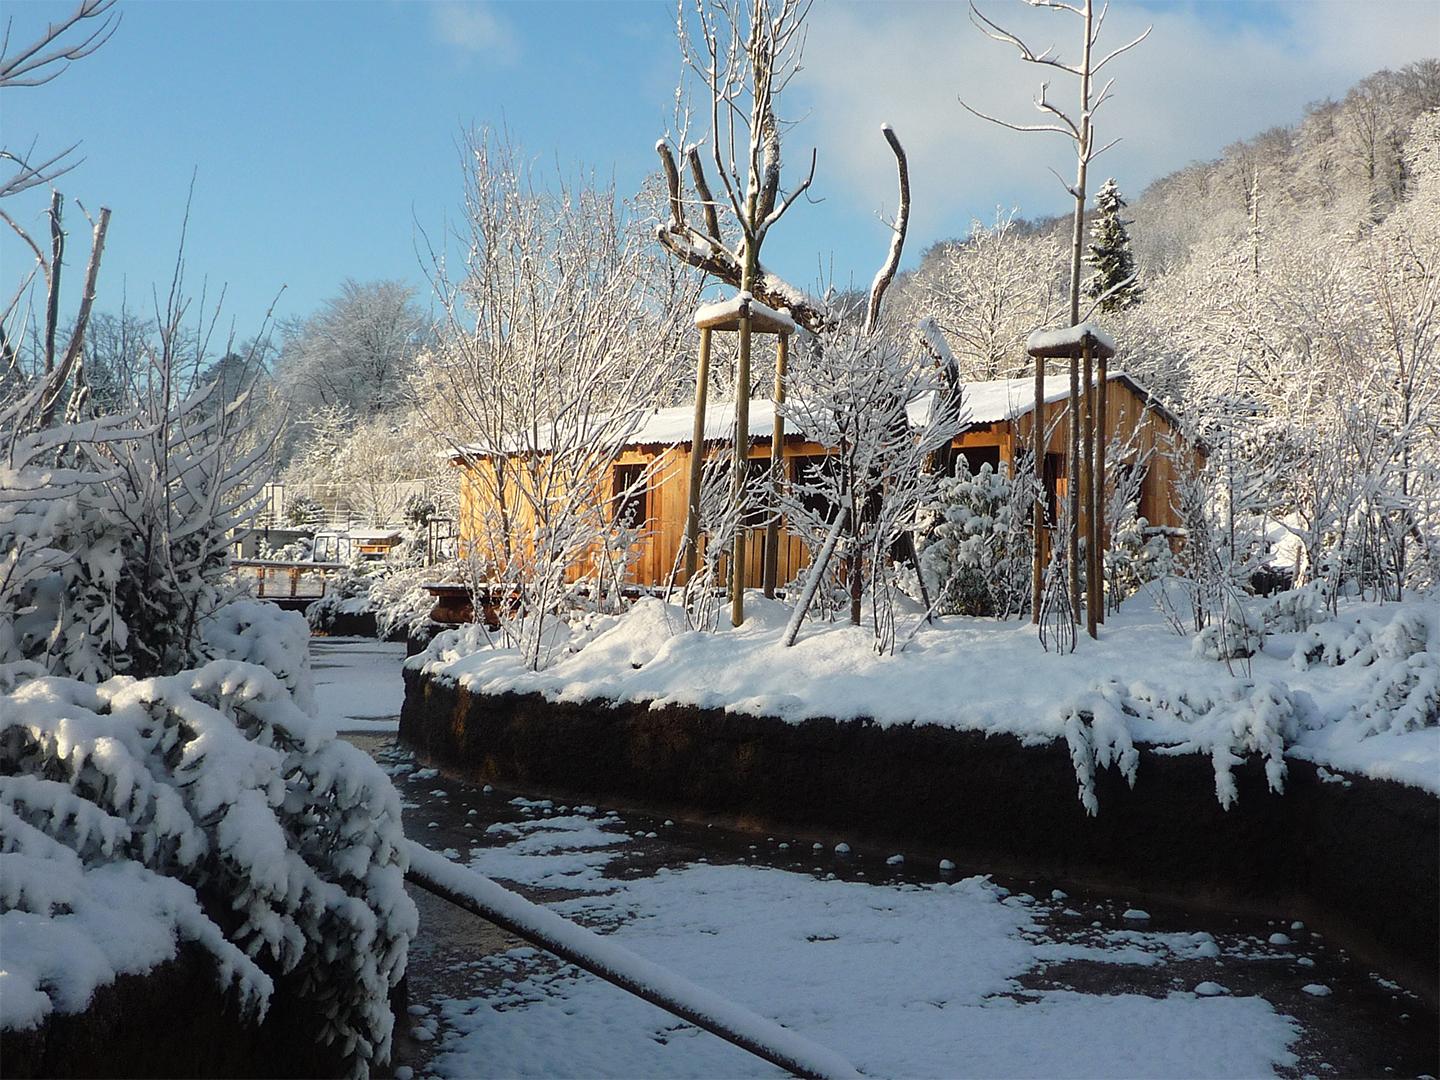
[311,636,408,731]
[316,639,1433,1079]
[357,743,1433,1079]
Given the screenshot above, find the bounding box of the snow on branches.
[0,655,417,1074]
[780,324,965,650]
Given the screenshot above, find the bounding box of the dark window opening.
[612,463,648,529]
[959,444,1002,476]
[792,455,838,523]
[1043,453,1065,526]
[740,458,774,529]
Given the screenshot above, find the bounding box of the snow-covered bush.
[1260,583,1330,635]
[1294,606,1431,670]
[1192,598,1264,662]
[306,553,444,642]
[1059,675,1304,812]
[918,461,1031,618]
[0,658,417,1075]
[201,599,315,713]
[2,359,267,683]
[1104,515,1172,610]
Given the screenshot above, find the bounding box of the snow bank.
[0,656,417,1076]
[410,593,1440,805]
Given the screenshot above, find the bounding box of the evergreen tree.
[1085,178,1142,311]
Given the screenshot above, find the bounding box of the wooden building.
[454,372,1196,591]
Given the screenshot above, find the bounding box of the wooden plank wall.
[454,377,1195,591]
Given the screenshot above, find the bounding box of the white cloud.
[794,0,1439,239]
[430,1,518,63]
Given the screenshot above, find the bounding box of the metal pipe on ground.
[403,840,862,1080]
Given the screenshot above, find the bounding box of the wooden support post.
[1031,356,1044,624]
[731,299,752,627]
[762,332,789,598]
[684,327,713,582]
[1068,352,1082,625]
[1096,354,1109,623]
[1083,341,1098,640]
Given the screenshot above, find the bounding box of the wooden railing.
[230,559,347,601]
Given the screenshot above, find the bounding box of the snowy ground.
[412,591,1440,800]
[343,725,1436,1080]
[311,636,408,731]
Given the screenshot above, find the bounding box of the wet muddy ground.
[346,733,1438,1080]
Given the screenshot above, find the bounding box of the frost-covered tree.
[1085,178,1141,312]
[780,323,964,651]
[900,211,1066,381]
[420,130,700,670]
[918,460,1033,619]
[274,280,427,420]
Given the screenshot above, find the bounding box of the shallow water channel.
[345,731,1437,1080]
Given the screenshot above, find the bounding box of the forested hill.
[891,59,1440,404]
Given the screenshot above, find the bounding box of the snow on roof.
[453,372,1165,458]
[1025,321,1117,358]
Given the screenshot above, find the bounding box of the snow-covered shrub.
[1294,606,1431,670]
[306,554,445,642]
[306,562,386,635]
[0,659,417,1075]
[201,599,315,713]
[286,494,325,529]
[1,365,267,683]
[1058,683,1140,816]
[1260,583,1329,635]
[918,462,1031,618]
[1062,676,1305,811]
[1104,515,1172,609]
[1192,598,1264,662]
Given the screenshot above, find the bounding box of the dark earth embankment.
[0,943,369,1079]
[400,666,1439,1008]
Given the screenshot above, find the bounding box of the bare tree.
[963,0,1148,628]
[0,0,120,200]
[901,210,1067,380]
[419,130,699,670]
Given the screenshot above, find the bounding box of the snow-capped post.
[1026,322,1116,640]
[404,841,863,1080]
[693,294,797,618]
[684,325,714,582]
[733,292,754,626]
[1082,337,1098,639]
[763,328,790,597]
[656,0,821,627]
[962,0,1150,632]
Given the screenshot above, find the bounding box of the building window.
[612,463,648,529]
[959,444,1001,476]
[1043,453,1065,526]
[792,454,838,523]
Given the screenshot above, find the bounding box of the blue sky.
[4,0,1437,337]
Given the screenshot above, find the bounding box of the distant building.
[452,372,1199,590]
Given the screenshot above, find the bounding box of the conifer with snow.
[1085,178,1142,312]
